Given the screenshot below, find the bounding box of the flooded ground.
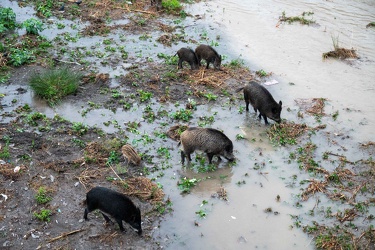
[1,0,374,249]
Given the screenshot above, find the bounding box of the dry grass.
[115,177,164,203]
[179,66,253,90]
[323,47,358,60]
[302,179,328,201]
[0,163,27,180]
[267,122,309,145]
[295,98,326,116]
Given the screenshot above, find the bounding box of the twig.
[108,164,124,182]
[305,236,315,248]
[47,228,85,243]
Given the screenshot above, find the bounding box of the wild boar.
[236,81,282,125]
[195,44,222,70]
[84,186,142,235]
[176,47,199,70]
[179,127,234,164]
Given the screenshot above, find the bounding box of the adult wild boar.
[84,186,142,235]
[176,47,199,70]
[195,44,222,70]
[236,81,282,125]
[179,127,234,164]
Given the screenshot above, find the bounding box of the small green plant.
[195,209,207,218]
[72,122,88,135]
[171,108,193,121]
[255,69,268,77]
[157,52,178,65]
[198,115,215,127]
[228,58,244,68]
[186,98,197,110]
[22,18,45,35]
[56,23,65,29]
[34,209,52,222]
[332,111,339,121]
[203,93,217,101]
[106,151,121,166]
[35,187,52,204]
[8,48,35,67]
[72,138,86,148]
[0,7,17,30]
[36,0,54,17]
[235,134,245,140]
[0,135,11,159]
[157,147,171,159]
[162,0,182,13]
[177,177,200,193]
[137,90,153,102]
[26,112,46,126]
[29,67,82,106]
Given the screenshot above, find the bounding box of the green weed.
[8,48,35,67]
[35,187,52,204]
[0,7,17,30]
[178,177,200,193]
[171,108,193,121]
[0,135,10,159]
[162,0,182,13]
[203,93,217,101]
[72,122,88,135]
[29,67,82,106]
[22,18,44,35]
[106,151,121,166]
[137,89,153,102]
[26,112,46,126]
[255,69,268,77]
[157,52,178,65]
[33,209,52,222]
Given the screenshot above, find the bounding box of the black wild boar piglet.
[84,186,142,235]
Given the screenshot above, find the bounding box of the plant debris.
[323,47,358,60]
[115,177,164,203]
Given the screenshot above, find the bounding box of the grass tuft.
[29,67,82,106]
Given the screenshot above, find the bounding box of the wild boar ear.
[279,101,282,107]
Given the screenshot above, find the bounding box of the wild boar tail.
[235,87,244,93]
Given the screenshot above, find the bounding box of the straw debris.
[115,177,164,203]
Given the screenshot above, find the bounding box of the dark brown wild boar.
[176,47,199,70]
[236,81,282,125]
[178,127,234,164]
[195,44,222,70]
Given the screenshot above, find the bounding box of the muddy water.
[185,0,375,141]
[1,0,375,249]
[157,1,375,249]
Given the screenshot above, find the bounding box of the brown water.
[1,0,375,249]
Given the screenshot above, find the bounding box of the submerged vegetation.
[279,11,316,25]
